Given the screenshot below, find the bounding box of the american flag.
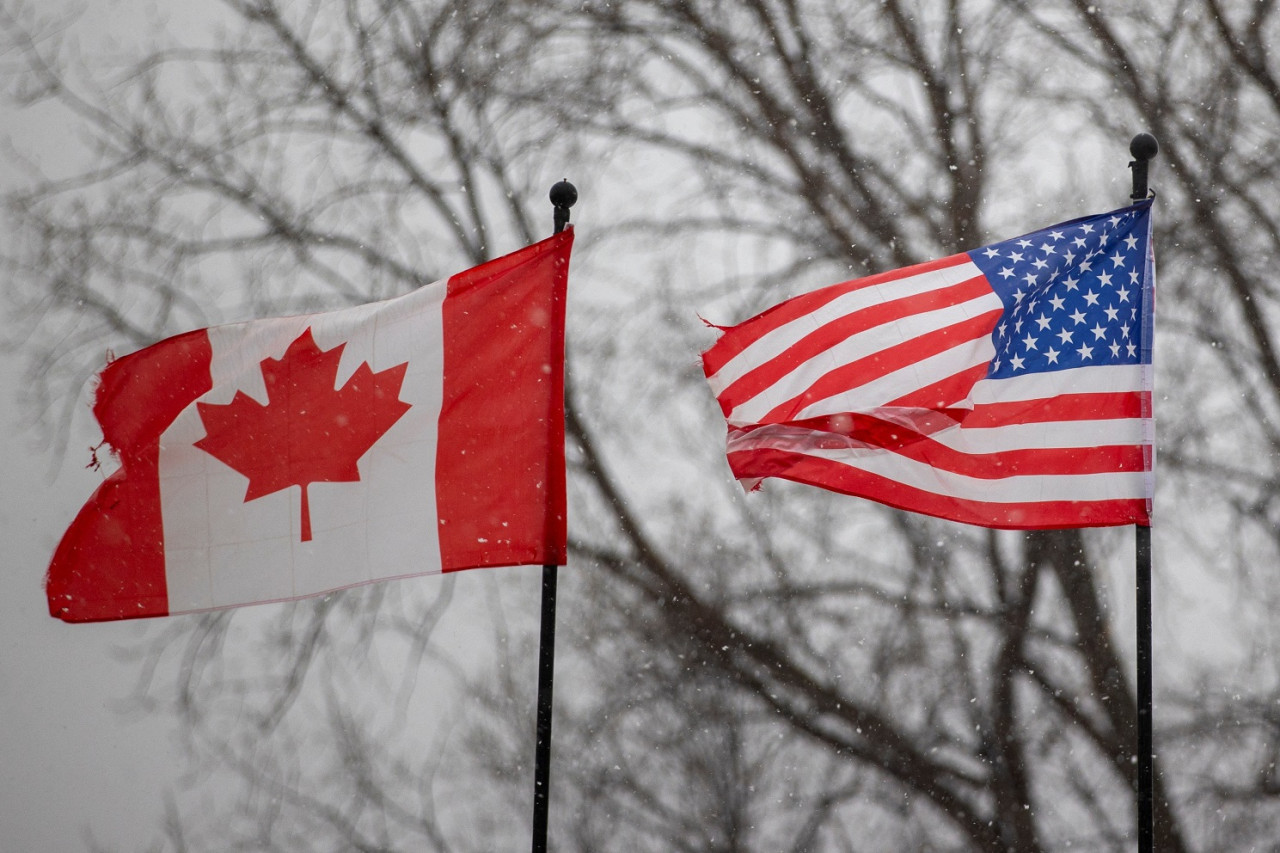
[702,200,1154,529]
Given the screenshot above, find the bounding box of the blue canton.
[967,199,1153,379]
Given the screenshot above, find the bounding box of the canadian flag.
[48,230,572,622]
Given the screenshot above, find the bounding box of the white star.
[1018,239,1033,249]
[1117,286,1131,303]
[1022,332,1038,350]
[984,247,1001,258]
[1032,257,1049,270]
[1050,230,1065,241]
[1040,242,1056,255]
[1109,215,1123,227]
[1045,347,1061,364]
[1024,272,1039,285]
[1013,288,1026,304]
[1063,275,1080,291]
[1124,234,1139,250]
[1126,342,1138,357]
[1104,305,1120,322]
[1070,309,1087,325]
[1077,343,1094,360]
[1098,272,1113,287]
[1063,249,1077,264]
[1083,290,1100,306]
[1130,270,1141,284]
[1057,328,1074,344]
[1036,314,1052,330]
[1110,250,1126,267]
[1120,324,1130,339]
[1010,354,1026,371]
[1073,236,1088,249]
[1109,341,1121,357]
[1079,259,1093,273]
[1091,322,1108,340]
[1082,223,1095,234]
[999,267,1015,279]
[1008,251,1025,263]
[1049,294,1065,311]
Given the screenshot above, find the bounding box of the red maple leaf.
[194,327,412,542]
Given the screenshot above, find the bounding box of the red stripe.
[716,275,993,416]
[47,329,214,622]
[702,253,972,377]
[965,391,1150,427]
[922,443,1147,478]
[757,310,1001,422]
[436,230,572,571]
[728,447,1150,529]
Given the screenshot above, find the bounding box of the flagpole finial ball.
[1130,133,1159,162]
[550,180,578,209]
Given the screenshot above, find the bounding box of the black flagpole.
[1129,132,1157,853]
[1135,523,1153,852]
[532,179,576,853]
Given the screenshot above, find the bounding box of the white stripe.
[708,258,981,395]
[727,292,1001,425]
[729,429,1148,503]
[930,419,1149,453]
[969,363,1150,404]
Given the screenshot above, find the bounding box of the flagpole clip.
[1129,133,1159,201]
[550,179,578,234]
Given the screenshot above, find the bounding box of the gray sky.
[0,2,1252,849]
[0,3,215,849]
[0,357,180,851]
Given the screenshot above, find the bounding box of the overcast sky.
[0,360,182,852]
[0,3,1248,850]
[0,3,218,850]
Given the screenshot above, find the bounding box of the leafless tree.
[6,0,1280,850]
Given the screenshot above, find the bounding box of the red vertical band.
[47,329,214,622]
[437,230,573,571]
